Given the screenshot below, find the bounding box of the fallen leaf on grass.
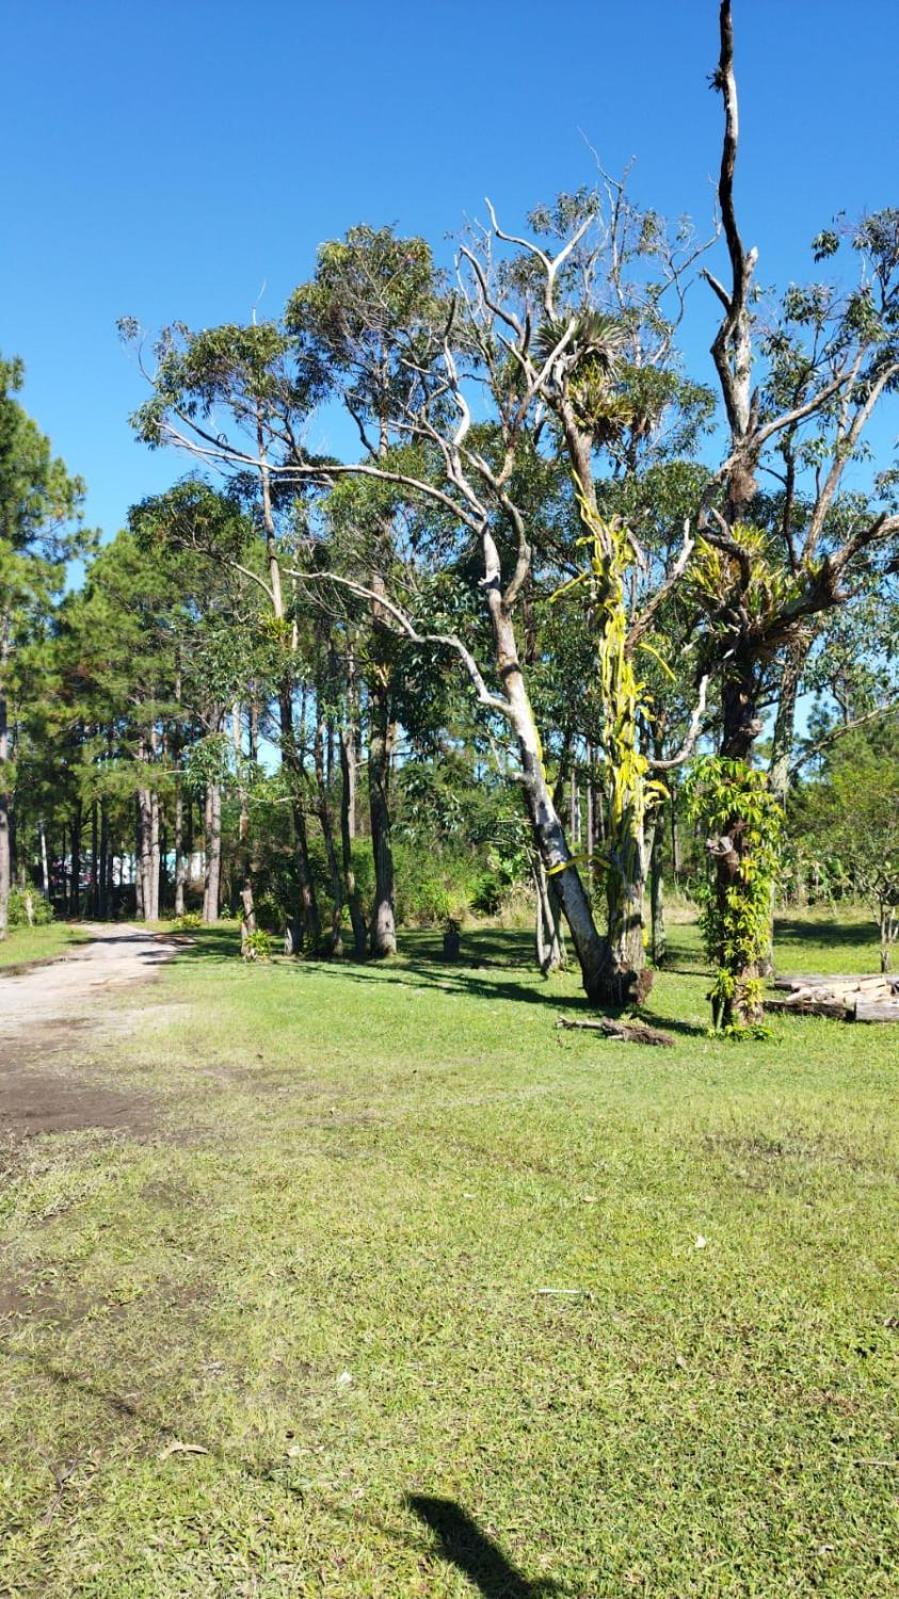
[158,1440,210,1461]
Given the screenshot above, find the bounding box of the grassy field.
[1,910,897,1596]
[0,921,88,969]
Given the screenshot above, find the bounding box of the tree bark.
[534,855,564,974]
[202,782,222,924]
[368,677,397,957]
[769,636,809,806]
[278,678,320,950]
[98,798,109,918]
[39,818,50,900]
[648,817,666,966]
[712,657,765,1026]
[313,709,344,954]
[339,720,367,959]
[70,800,83,919]
[174,780,187,917]
[480,530,617,1005]
[90,800,99,917]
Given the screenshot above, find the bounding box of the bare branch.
[290,568,513,721]
[650,676,710,770]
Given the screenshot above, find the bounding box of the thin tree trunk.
[90,800,99,917]
[649,816,666,966]
[769,637,809,807]
[534,856,563,974]
[174,780,187,917]
[314,711,344,954]
[202,783,222,924]
[368,678,397,957]
[670,785,682,884]
[339,721,367,959]
[70,800,82,919]
[368,577,397,958]
[278,679,320,950]
[345,645,358,842]
[98,799,109,918]
[39,818,50,899]
[232,702,257,950]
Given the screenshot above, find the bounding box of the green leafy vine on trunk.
[684,755,783,1034]
[553,500,667,958]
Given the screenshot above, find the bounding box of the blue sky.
[3,0,898,543]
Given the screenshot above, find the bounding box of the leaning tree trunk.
[534,855,564,974]
[479,529,615,1005]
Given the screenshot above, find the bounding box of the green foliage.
[172,912,202,932]
[685,756,784,1030]
[6,887,53,927]
[789,721,899,965]
[241,928,273,962]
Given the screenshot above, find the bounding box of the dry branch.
[558,1015,676,1047]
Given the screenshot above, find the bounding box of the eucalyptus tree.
[278,192,716,1003]
[0,355,91,937]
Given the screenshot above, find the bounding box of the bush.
[241,928,273,962]
[173,911,202,932]
[7,888,53,927]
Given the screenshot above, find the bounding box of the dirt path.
[0,925,180,1142]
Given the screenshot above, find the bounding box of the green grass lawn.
[0,912,896,1596]
[0,921,88,969]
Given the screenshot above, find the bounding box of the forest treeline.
[1,3,897,1027]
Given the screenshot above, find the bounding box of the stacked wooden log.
[765,973,899,1023]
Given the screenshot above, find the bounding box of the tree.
[688,0,899,1025]
[0,355,90,937]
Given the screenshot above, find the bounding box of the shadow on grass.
[172,927,715,1033]
[406,1496,558,1597]
[774,916,877,950]
[287,955,597,1016]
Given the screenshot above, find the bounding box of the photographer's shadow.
[407,1495,560,1597]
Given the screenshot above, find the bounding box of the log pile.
[765,973,899,1023]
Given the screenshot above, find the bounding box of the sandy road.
[0,926,181,1139]
[0,924,180,1042]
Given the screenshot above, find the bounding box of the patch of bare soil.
[0,925,178,1143]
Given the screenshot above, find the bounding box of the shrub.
[241,928,273,962]
[7,888,53,927]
